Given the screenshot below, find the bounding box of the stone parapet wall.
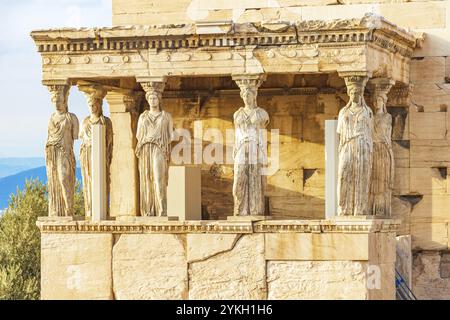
[38,218,398,300]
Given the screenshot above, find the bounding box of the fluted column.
[106,91,142,217]
[368,78,395,217]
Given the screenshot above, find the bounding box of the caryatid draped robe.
[79,116,113,217]
[136,110,174,217]
[46,112,79,216]
[337,103,374,216]
[233,106,270,216]
[370,112,394,216]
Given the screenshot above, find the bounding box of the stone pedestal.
[167,166,202,221]
[37,218,399,300]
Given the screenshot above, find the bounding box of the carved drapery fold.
[136,78,174,217]
[45,84,79,217]
[337,75,373,216]
[369,78,395,217]
[232,74,270,216]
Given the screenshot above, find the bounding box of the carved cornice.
[30,15,416,58]
[37,219,400,234]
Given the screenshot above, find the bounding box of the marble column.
[78,84,113,219]
[106,91,142,217]
[368,78,395,217]
[336,75,373,216]
[231,74,269,217]
[44,81,79,217]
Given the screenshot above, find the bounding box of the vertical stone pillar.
[325,120,339,219]
[106,91,142,217]
[92,124,107,222]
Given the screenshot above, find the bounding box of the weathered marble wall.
[38,219,398,300]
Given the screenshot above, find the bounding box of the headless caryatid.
[337,76,373,216]
[232,75,270,216]
[79,86,113,218]
[45,85,79,217]
[370,79,395,217]
[136,81,174,217]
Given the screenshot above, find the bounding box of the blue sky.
[0,0,112,157]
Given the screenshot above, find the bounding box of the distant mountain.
[0,158,45,179]
[0,166,82,210]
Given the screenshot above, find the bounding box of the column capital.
[232,73,267,91]
[78,83,107,99]
[42,79,70,87]
[368,78,396,95]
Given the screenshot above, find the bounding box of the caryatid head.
[49,85,70,113]
[235,76,265,109]
[344,76,368,107]
[142,81,165,111]
[85,87,107,117]
[374,90,388,114]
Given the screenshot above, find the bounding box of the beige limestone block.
[187,234,240,262]
[267,261,368,300]
[410,139,450,167]
[278,141,325,170]
[41,233,113,300]
[393,167,410,196]
[392,141,409,168]
[411,221,448,250]
[410,57,446,85]
[410,194,450,222]
[413,27,450,58]
[266,169,303,197]
[379,2,446,29]
[189,234,266,300]
[269,195,325,219]
[410,168,446,195]
[368,232,397,265]
[409,111,447,140]
[112,234,188,300]
[265,233,370,261]
[412,84,450,113]
[413,251,450,300]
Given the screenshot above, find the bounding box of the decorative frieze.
[37,219,400,234]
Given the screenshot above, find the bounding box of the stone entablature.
[30,14,417,84]
[37,218,400,234]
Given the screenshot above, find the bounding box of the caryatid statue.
[79,85,113,218]
[45,84,79,217]
[232,75,270,216]
[337,76,374,216]
[369,79,395,217]
[136,80,174,217]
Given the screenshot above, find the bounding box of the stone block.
[187,234,240,262]
[265,233,370,261]
[411,221,448,251]
[112,234,188,300]
[188,234,266,300]
[409,111,447,140]
[410,139,450,167]
[410,167,446,195]
[41,233,113,300]
[393,167,410,195]
[410,57,446,85]
[267,261,368,300]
